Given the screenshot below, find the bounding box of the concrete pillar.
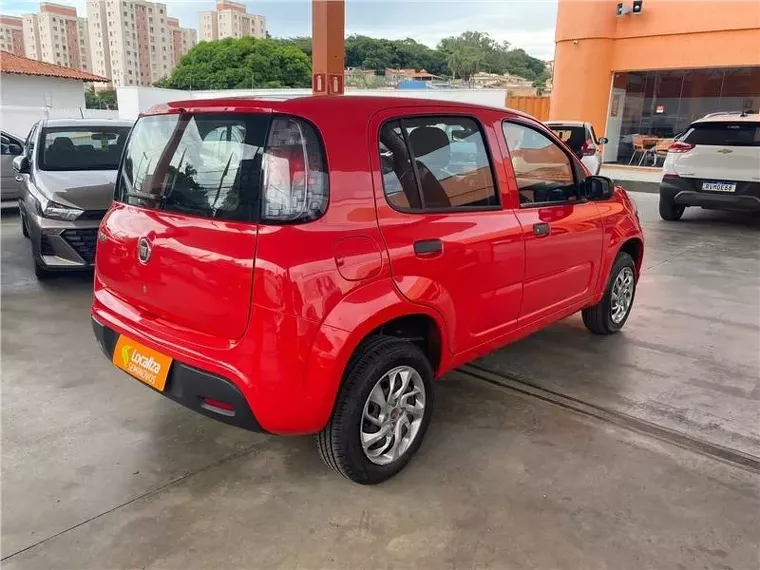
[311,0,345,96]
[550,0,617,133]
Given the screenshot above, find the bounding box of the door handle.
[15,175,23,182]
[533,223,551,237]
[413,239,443,256]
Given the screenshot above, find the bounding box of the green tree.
[85,86,99,108]
[532,78,547,96]
[98,89,118,109]
[438,31,550,81]
[162,37,311,90]
[84,86,118,109]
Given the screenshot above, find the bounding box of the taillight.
[581,139,597,156]
[668,141,694,153]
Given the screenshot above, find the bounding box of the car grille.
[78,209,108,221]
[62,228,97,265]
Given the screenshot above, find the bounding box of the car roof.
[692,112,760,124]
[142,94,535,121]
[40,118,134,128]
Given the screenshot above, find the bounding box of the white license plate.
[702,181,736,193]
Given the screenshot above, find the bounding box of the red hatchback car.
[92,96,643,484]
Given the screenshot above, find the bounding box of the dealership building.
[549,0,760,165]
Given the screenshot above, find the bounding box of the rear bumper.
[660,177,760,212]
[92,317,265,433]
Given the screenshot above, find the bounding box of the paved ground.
[2,194,759,569]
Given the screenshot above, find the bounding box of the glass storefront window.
[604,66,760,166]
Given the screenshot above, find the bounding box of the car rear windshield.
[683,122,760,146]
[116,112,328,223]
[39,126,131,171]
[547,125,587,152]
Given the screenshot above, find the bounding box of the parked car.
[91,97,644,484]
[659,111,760,220]
[14,118,133,279]
[1,130,25,208]
[545,120,608,175]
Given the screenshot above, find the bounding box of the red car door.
[369,108,525,355]
[500,119,603,325]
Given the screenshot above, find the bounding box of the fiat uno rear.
[93,96,644,484]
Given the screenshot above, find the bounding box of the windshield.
[683,122,760,146]
[39,126,131,171]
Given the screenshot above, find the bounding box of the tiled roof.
[0,51,109,82]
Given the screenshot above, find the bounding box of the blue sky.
[3,0,559,60]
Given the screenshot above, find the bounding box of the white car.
[659,111,760,220]
[545,121,607,175]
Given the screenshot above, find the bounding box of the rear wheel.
[582,252,637,335]
[659,194,685,221]
[317,335,434,484]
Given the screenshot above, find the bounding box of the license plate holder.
[113,335,173,391]
[701,181,736,193]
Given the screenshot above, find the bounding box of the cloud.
[2,0,558,60]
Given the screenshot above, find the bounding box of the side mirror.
[585,175,615,201]
[13,155,30,174]
[598,137,609,145]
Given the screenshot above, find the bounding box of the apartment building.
[0,16,26,56]
[168,17,196,67]
[87,0,196,87]
[200,0,266,42]
[21,4,92,72]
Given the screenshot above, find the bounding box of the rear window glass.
[117,113,327,224]
[39,126,131,171]
[548,125,587,151]
[683,122,760,146]
[117,113,268,222]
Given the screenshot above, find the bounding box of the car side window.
[502,121,579,206]
[379,116,499,211]
[1,135,20,155]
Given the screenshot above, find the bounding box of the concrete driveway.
[2,193,758,569]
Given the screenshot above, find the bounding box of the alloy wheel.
[360,365,426,466]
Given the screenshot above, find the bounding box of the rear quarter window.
[683,122,760,146]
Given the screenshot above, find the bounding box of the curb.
[610,180,659,194]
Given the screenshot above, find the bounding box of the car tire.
[582,252,637,335]
[317,335,434,485]
[21,217,29,238]
[659,195,685,221]
[33,259,54,280]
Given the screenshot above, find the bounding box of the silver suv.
[14,118,133,279]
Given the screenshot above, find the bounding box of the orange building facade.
[550,0,760,165]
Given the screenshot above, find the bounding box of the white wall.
[116,86,509,120]
[0,74,118,138]
[1,74,85,108]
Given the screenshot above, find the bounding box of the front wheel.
[582,252,637,335]
[317,335,434,484]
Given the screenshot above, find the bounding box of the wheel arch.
[618,236,644,276]
[304,279,450,432]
